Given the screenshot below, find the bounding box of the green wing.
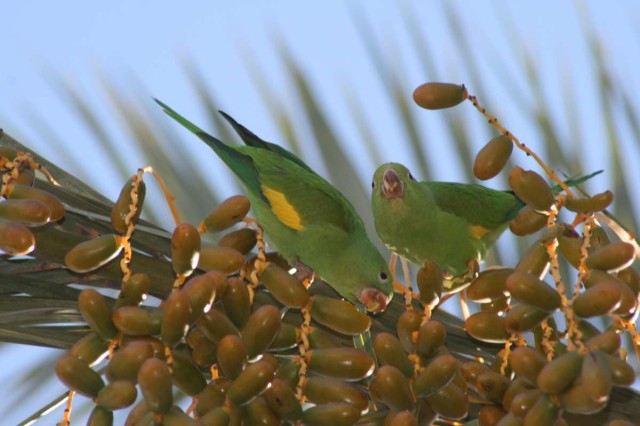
[157,99,360,233]
[248,151,361,233]
[156,99,265,198]
[425,170,602,231]
[425,182,523,230]
[216,112,362,233]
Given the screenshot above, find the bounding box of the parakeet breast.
[375,195,490,276]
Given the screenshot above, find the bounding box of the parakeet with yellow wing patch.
[157,100,393,312]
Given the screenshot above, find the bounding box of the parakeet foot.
[389,253,398,286]
[293,261,316,288]
[399,257,414,309]
[389,253,406,292]
[389,254,422,309]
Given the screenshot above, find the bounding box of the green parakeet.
[157,100,393,312]
[372,162,596,293]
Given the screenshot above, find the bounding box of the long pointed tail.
[155,98,239,162]
[155,99,204,135]
[218,110,312,172]
[156,99,262,196]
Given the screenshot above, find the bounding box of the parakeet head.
[372,162,434,264]
[330,238,393,314]
[372,163,418,201]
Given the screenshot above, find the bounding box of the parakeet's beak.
[382,169,404,199]
[357,288,393,313]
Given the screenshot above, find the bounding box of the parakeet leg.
[400,257,414,308]
[401,258,411,289]
[389,253,405,293]
[293,261,315,288]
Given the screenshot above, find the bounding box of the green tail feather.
[218,110,268,148]
[218,110,312,172]
[156,99,264,199]
[155,98,204,135]
[218,110,270,149]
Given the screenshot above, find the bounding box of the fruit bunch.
[54,173,401,425]
[48,166,481,424]
[1,81,638,425]
[0,147,65,256]
[413,83,639,425]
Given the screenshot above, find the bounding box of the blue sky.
[3,1,639,194]
[1,1,639,424]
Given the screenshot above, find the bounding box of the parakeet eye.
[379,272,389,282]
[371,180,376,189]
[408,172,416,181]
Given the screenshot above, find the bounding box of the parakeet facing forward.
[372,163,525,292]
[372,163,601,293]
[157,100,393,312]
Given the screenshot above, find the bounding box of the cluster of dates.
[414,83,640,425]
[459,235,638,424]
[54,175,474,425]
[0,147,65,256]
[54,171,638,425]
[3,80,639,426]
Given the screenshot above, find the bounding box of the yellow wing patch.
[470,225,491,239]
[261,185,304,231]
